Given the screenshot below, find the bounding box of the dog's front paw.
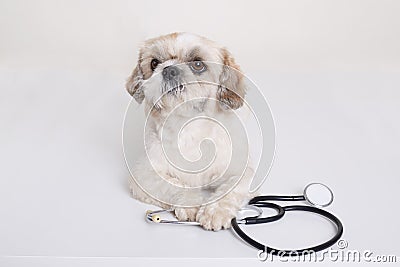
[174,207,198,222]
[196,204,237,231]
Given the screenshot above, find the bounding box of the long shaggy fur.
[125,33,257,231]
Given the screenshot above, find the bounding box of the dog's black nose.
[162,65,180,80]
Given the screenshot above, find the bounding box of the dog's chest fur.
[148,110,232,187]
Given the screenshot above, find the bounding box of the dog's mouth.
[162,82,185,95]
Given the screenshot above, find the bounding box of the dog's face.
[126,32,246,113]
[126,33,245,113]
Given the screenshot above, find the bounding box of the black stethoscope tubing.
[231,195,344,255]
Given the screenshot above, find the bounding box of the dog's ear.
[217,48,246,110]
[126,57,145,104]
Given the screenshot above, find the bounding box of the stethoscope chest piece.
[303,182,334,207]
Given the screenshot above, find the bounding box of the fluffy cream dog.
[126,32,256,231]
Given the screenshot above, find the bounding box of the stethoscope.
[146,183,343,256]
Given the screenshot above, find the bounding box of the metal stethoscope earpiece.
[145,183,343,256]
[146,209,201,225]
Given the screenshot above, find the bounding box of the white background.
[0,0,399,266]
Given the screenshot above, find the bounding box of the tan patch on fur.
[140,33,180,79]
[125,54,145,103]
[217,48,246,110]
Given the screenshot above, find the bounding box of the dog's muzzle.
[162,66,184,94]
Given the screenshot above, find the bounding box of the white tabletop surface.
[1,67,399,266]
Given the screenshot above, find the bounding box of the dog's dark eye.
[189,61,206,73]
[150,59,160,71]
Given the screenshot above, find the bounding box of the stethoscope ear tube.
[243,202,285,224]
[231,203,344,255]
